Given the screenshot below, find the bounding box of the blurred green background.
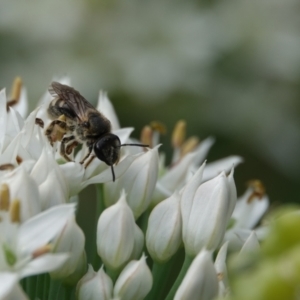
[1,0,299,203]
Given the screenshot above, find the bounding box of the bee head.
[94,134,121,181]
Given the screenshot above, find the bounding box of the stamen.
[16,155,23,165]
[180,136,199,157]
[0,184,10,211]
[172,120,186,148]
[10,199,20,223]
[150,121,167,135]
[140,125,153,148]
[32,244,52,258]
[10,77,22,104]
[246,180,266,203]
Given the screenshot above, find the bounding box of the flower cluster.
[0,78,272,300]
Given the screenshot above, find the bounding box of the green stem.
[164,253,194,300]
[26,275,37,300]
[64,285,73,300]
[43,274,50,300]
[49,279,61,300]
[145,259,173,300]
[35,274,45,299]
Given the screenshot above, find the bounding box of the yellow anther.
[10,77,22,102]
[0,184,10,211]
[172,120,186,148]
[246,180,266,203]
[32,244,52,258]
[180,136,199,157]
[9,199,20,223]
[150,121,167,135]
[140,126,153,148]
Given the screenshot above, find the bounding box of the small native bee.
[36,82,148,181]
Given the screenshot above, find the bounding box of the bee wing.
[49,81,97,122]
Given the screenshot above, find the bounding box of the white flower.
[113,254,153,300]
[130,224,145,261]
[50,216,86,280]
[181,166,236,256]
[2,167,41,222]
[97,191,136,270]
[146,190,182,263]
[174,250,218,300]
[214,242,229,297]
[104,146,159,219]
[0,203,75,278]
[76,265,113,300]
[0,272,28,300]
[224,182,269,251]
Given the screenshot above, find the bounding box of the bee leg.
[60,135,76,162]
[84,155,96,169]
[66,141,79,155]
[45,120,67,146]
[35,118,44,128]
[79,143,93,164]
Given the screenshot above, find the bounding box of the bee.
[35,82,148,181]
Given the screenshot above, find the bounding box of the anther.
[246,180,266,203]
[180,136,199,157]
[140,126,153,148]
[0,184,10,211]
[172,120,186,148]
[10,199,20,223]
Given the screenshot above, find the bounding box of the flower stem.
[26,275,37,300]
[35,274,45,299]
[145,259,173,300]
[43,274,50,300]
[164,253,194,300]
[49,279,61,300]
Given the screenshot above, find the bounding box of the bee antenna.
[120,143,149,148]
[111,165,116,182]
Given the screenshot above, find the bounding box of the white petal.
[0,272,18,299]
[19,253,69,278]
[0,88,8,153]
[18,204,76,254]
[97,91,120,130]
[240,231,260,254]
[203,156,243,181]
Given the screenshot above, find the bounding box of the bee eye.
[82,122,90,128]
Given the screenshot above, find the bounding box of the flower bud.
[76,265,113,300]
[104,146,159,219]
[146,191,182,263]
[174,250,218,300]
[50,216,85,280]
[113,254,152,300]
[240,231,260,254]
[214,242,229,297]
[181,171,234,256]
[97,191,135,270]
[31,148,69,209]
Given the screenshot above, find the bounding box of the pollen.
[10,199,21,223]
[150,121,167,135]
[246,180,266,203]
[0,183,10,211]
[172,120,186,148]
